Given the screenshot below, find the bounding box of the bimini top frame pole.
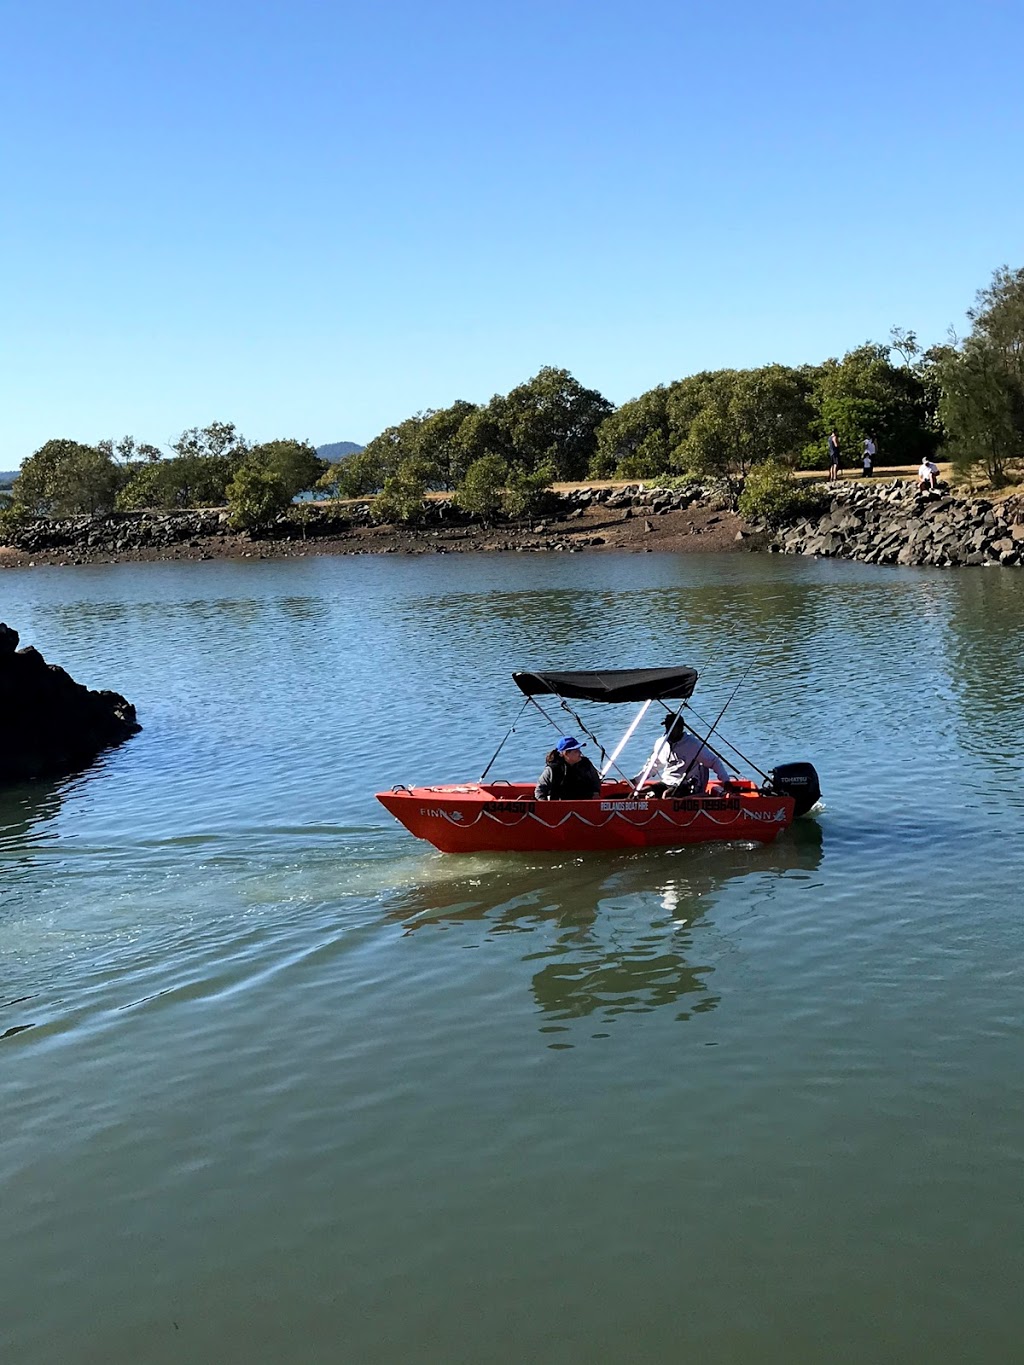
[600,699,652,777]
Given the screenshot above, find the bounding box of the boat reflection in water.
[384,822,824,1043]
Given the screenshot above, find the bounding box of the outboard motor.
[765,762,821,818]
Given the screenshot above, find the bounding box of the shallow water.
[2,552,1023,1364]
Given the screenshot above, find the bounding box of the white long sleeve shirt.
[647,732,731,789]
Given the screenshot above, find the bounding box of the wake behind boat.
[376,667,821,854]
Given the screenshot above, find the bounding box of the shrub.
[796,440,829,471]
[371,461,427,524]
[617,450,672,481]
[15,438,120,515]
[455,455,507,522]
[226,466,291,530]
[503,461,556,520]
[0,504,31,543]
[117,454,237,509]
[738,461,830,527]
[288,503,319,539]
[247,440,325,499]
[587,448,618,479]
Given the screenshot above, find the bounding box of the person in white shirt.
[639,714,732,797]
[917,458,939,490]
[862,436,876,477]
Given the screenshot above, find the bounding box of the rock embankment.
[767,482,1024,567]
[6,510,229,557]
[0,482,740,565]
[0,624,141,782]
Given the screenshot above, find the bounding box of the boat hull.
[376,782,794,854]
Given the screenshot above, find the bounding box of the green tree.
[0,502,30,541]
[675,366,814,484]
[97,435,165,502]
[317,448,384,500]
[503,461,556,519]
[593,386,676,478]
[98,435,163,467]
[932,266,1024,486]
[164,421,250,506]
[807,344,936,469]
[664,372,720,464]
[13,438,120,515]
[371,459,428,524]
[116,456,232,508]
[226,465,290,530]
[246,439,325,499]
[116,462,178,510]
[497,367,613,480]
[321,419,422,499]
[454,401,516,469]
[417,400,480,488]
[173,421,250,463]
[455,455,507,522]
[115,422,260,509]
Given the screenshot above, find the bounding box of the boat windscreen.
[512,668,698,704]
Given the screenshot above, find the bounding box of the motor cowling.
[765,762,821,818]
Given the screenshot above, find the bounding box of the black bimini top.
[512,667,698,704]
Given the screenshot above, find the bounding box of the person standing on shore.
[828,429,842,482]
[862,435,876,477]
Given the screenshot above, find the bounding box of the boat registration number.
[672,797,742,812]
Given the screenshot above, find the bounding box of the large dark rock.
[767,481,1023,569]
[0,625,141,783]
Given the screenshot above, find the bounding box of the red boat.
[377,668,821,855]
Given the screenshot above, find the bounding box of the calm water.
[2,552,1023,1365]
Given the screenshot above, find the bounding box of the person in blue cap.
[535,736,602,801]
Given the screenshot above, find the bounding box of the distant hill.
[317,441,363,462]
[0,470,17,488]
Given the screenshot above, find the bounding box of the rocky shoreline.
[0,483,747,566]
[765,481,1024,567]
[3,479,1023,570]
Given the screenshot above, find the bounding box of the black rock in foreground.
[0,623,141,783]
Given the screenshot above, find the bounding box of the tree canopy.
[8,262,1024,521]
[931,266,1024,485]
[808,344,936,469]
[14,439,121,515]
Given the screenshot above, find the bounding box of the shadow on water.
[0,783,68,1036]
[383,822,824,1040]
[0,779,68,850]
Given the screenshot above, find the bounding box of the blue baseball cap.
[556,736,583,752]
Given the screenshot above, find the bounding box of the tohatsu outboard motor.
[763,762,822,818]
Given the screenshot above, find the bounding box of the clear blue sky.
[2,0,1022,465]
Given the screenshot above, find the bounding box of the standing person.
[828,429,842,483]
[638,715,732,797]
[535,736,601,800]
[862,435,876,477]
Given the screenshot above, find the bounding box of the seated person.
[917,458,940,490]
[535,736,602,800]
[638,714,732,797]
